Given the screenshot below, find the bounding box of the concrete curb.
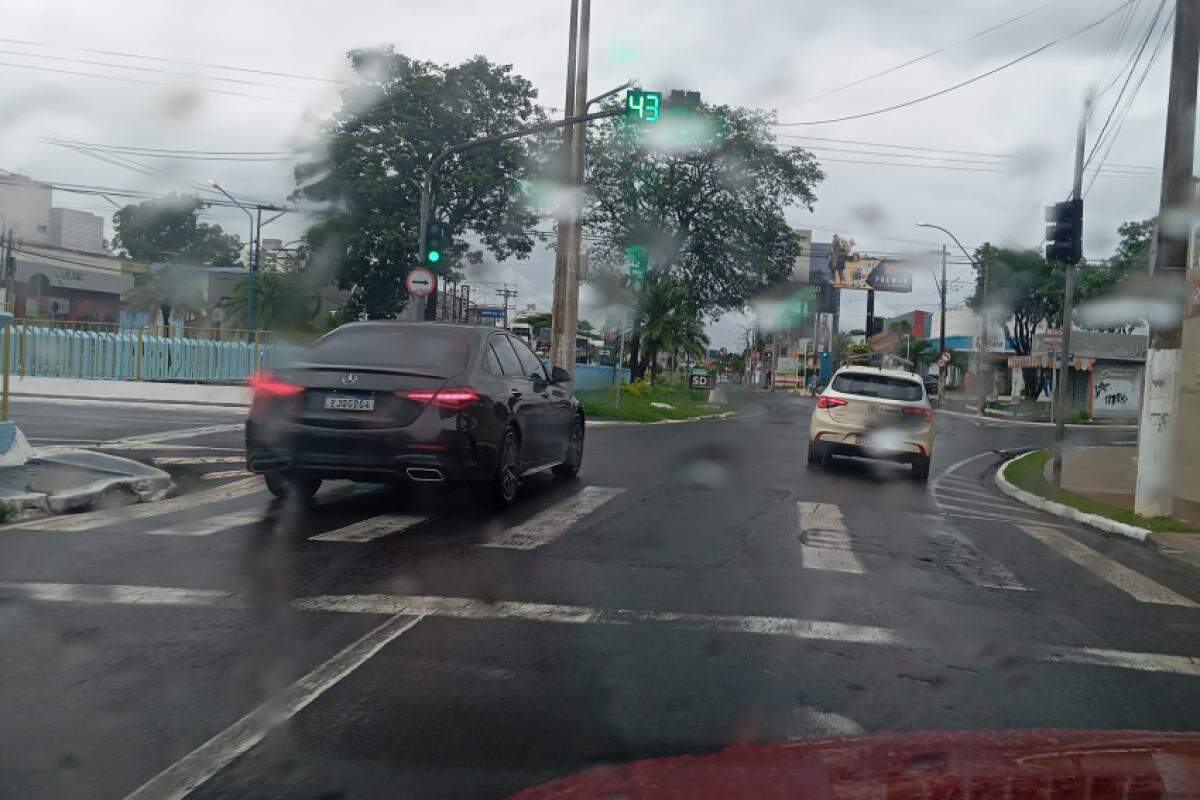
[2,451,173,522]
[588,411,738,427]
[939,407,1136,430]
[993,453,1151,542]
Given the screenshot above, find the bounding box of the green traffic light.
[428,250,441,263]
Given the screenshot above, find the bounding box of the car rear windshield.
[305,327,471,369]
[831,372,923,401]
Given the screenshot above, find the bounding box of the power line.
[775,0,1134,127]
[0,36,346,85]
[1084,6,1174,197]
[40,139,295,163]
[776,134,1025,160]
[39,138,294,157]
[784,1,1061,107]
[1084,0,1169,169]
[0,47,305,92]
[0,59,291,102]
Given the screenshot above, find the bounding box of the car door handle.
[510,388,522,398]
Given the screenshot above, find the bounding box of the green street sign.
[625,90,662,123]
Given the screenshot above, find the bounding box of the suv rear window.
[305,326,471,369]
[831,372,923,401]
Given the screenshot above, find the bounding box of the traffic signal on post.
[1045,199,1082,264]
[667,90,701,112]
[426,221,448,265]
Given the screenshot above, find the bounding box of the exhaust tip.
[406,467,444,482]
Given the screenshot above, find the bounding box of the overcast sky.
[0,0,1184,347]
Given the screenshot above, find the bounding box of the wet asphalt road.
[0,393,1196,800]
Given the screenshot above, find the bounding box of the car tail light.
[817,395,847,409]
[403,387,480,411]
[249,372,303,399]
[902,406,934,422]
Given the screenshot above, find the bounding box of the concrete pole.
[550,0,582,374]
[938,244,947,404]
[1135,0,1200,517]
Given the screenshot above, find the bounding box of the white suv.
[807,366,935,481]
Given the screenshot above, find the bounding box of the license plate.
[869,404,898,416]
[324,395,375,411]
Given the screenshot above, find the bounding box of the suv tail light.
[902,406,934,422]
[249,372,303,399]
[817,395,847,409]
[403,387,480,411]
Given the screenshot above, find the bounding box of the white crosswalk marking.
[937,485,1012,502]
[798,502,865,574]
[938,493,1034,513]
[1018,523,1199,607]
[309,513,431,543]
[483,486,625,549]
[929,525,1030,591]
[153,456,246,466]
[152,510,265,537]
[5,477,265,532]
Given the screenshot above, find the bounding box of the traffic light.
[1045,199,1082,264]
[667,90,701,111]
[426,221,448,265]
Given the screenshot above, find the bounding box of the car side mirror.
[551,366,571,384]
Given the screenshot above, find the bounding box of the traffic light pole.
[1051,96,1090,488]
[417,107,621,321]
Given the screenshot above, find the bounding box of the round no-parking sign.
[406,268,437,297]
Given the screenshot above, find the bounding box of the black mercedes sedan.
[245,321,584,506]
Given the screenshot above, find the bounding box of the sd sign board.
[406,268,436,297]
[689,368,715,390]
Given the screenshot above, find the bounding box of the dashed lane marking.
[120,612,423,800]
[788,708,864,739]
[153,456,245,465]
[938,501,1048,521]
[309,512,432,543]
[101,424,245,448]
[151,510,265,537]
[936,492,1041,514]
[1018,523,1199,608]
[4,582,1198,677]
[200,469,253,481]
[797,502,865,574]
[936,485,1013,502]
[3,477,265,532]
[482,486,625,549]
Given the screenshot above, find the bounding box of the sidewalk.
[1048,445,1200,566]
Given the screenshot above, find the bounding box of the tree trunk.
[648,346,660,383]
[628,336,644,381]
[1021,367,1042,400]
[160,303,172,339]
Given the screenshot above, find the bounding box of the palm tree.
[628,278,708,382]
[121,264,206,337]
[224,273,319,333]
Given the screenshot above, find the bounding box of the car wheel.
[552,415,585,478]
[806,442,823,467]
[264,471,321,500]
[474,427,520,507]
[911,456,931,483]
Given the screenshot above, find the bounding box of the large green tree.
[293,49,546,319]
[112,193,242,267]
[968,245,1058,398]
[224,272,320,333]
[582,102,823,377]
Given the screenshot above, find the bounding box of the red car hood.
[510,730,1200,799]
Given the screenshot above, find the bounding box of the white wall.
[49,208,105,253]
[0,177,51,244]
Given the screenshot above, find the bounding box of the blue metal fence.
[8,324,280,382]
[5,324,628,388]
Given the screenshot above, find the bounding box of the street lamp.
[208,179,255,341]
[916,221,987,414]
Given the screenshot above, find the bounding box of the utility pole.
[1051,95,1091,488]
[976,244,989,416]
[938,244,948,403]
[498,285,519,329]
[3,230,14,310]
[1135,0,1200,516]
[551,0,590,376]
[549,0,579,366]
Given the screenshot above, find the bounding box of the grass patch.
[1005,449,1194,533]
[579,382,728,423]
[0,500,10,523]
